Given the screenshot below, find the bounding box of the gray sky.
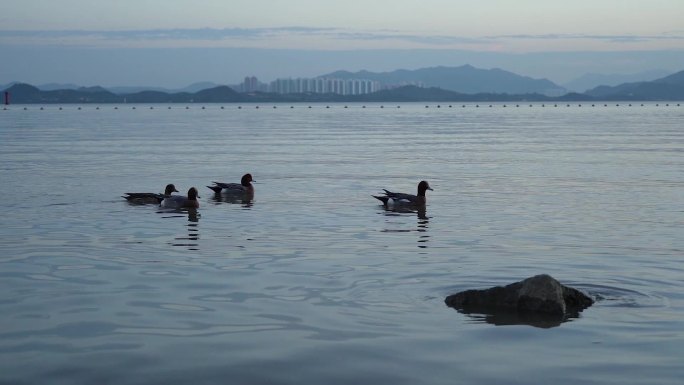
[2,0,684,87]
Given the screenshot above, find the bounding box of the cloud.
[0,27,335,41]
[0,27,489,48]
[487,33,684,43]
[2,28,683,51]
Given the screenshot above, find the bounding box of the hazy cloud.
[0,27,336,41]
[0,27,496,50]
[487,33,684,43]
[2,28,683,51]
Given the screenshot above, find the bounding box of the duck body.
[207,173,254,195]
[373,180,433,206]
[161,187,200,209]
[123,184,178,204]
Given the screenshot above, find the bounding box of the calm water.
[1,103,683,385]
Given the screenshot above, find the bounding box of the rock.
[445,274,594,319]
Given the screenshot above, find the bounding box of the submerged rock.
[445,274,593,326]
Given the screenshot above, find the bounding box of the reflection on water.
[378,204,430,249]
[158,208,201,250]
[209,192,254,208]
[456,309,574,329]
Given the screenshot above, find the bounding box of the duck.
[123,183,179,204]
[373,180,433,205]
[207,173,254,195]
[160,187,200,209]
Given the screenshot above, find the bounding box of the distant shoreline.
[3,82,684,104]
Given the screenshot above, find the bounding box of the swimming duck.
[373,180,433,205]
[123,183,179,204]
[207,173,254,195]
[161,187,200,209]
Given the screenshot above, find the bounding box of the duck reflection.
[159,208,201,250]
[209,191,254,208]
[379,204,431,249]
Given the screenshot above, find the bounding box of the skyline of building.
[232,76,415,95]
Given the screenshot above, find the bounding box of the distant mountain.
[3,83,121,103]
[4,73,683,103]
[37,83,82,91]
[563,70,671,93]
[585,69,684,100]
[179,82,222,93]
[2,83,242,103]
[107,86,175,94]
[108,82,221,95]
[322,65,566,96]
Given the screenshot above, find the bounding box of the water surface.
[1,103,683,384]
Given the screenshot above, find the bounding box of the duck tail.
[373,195,390,205]
[207,185,223,194]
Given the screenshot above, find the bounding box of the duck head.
[241,173,254,186]
[187,187,200,201]
[164,184,179,195]
[417,181,433,197]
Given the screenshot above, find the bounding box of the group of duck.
[123,173,433,208]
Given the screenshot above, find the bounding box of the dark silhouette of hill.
[2,83,241,104]
[585,70,684,100]
[562,70,670,93]
[3,70,684,104]
[322,65,566,96]
[3,83,121,103]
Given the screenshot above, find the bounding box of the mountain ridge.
[3,67,684,103]
[585,70,684,99]
[321,65,566,96]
